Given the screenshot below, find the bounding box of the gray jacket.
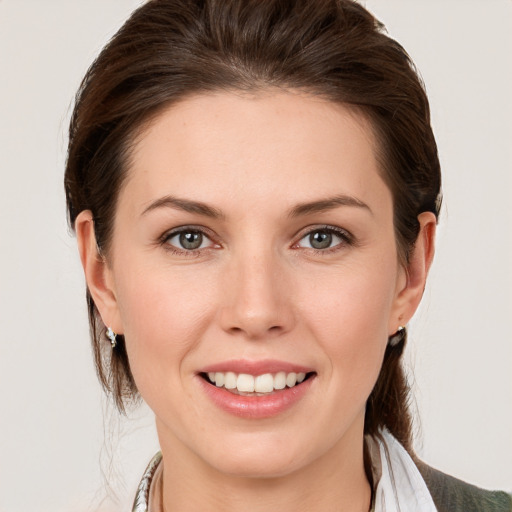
[417,462,512,512]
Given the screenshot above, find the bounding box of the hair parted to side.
[65,0,441,451]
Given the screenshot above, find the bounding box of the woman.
[64,0,511,511]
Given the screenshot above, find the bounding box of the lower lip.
[197,375,315,419]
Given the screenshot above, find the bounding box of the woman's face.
[89,91,423,478]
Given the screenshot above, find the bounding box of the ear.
[389,211,437,334]
[75,210,123,334]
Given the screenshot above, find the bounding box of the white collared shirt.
[369,429,438,512]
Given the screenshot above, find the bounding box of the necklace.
[132,452,162,512]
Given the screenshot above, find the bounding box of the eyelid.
[292,225,354,250]
[159,225,221,253]
[158,224,354,255]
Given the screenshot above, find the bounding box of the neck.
[155,423,372,512]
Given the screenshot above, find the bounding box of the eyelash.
[159,226,219,257]
[293,225,355,255]
[159,225,354,256]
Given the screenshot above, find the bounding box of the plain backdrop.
[0,1,511,511]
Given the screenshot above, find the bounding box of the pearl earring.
[106,327,117,348]
[389,326,405,347]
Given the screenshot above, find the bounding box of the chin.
[209,451,305,479]
[196,429,319,479]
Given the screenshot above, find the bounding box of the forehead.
[122,90,389,215]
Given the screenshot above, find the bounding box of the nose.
[218,250,295,341]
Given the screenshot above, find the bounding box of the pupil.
[310,231,332,249]
[180,231,202,250]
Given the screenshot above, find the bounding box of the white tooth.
[224,372,237,389]
[296,372,306,383]
[237,373,255,392]
[274,371,286,390]
[286,372,297,387]
[214,372,225,387]
[208,372,216,383]
[255,373,274,393]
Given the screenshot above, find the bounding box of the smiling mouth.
[200,371,316,396]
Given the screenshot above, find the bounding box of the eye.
[164,229,214,251]
[296,227,350,251]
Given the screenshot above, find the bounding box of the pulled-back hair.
[65,0,441,454]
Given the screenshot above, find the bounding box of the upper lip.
[198,359,315,376]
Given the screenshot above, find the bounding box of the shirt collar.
[367,429,438,512]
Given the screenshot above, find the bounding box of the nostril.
[219,298,295,339]
[226,324,284,338]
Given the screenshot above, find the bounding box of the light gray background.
[0,1,511,511]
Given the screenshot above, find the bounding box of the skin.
[76,90,436,512]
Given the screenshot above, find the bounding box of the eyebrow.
[141,193,371,219]
[141,195,225,219]
[288,194,372,217]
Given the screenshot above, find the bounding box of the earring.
[106,327,117,348]
[389,326,405,347]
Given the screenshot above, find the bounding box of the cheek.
[298,257,398,386]
[112,261,217,397]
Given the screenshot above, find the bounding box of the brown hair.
[65,0,441,452]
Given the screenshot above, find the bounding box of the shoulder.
[415,460,512,512]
